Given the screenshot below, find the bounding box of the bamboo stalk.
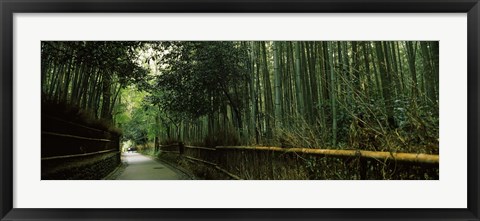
[215,146,439,164]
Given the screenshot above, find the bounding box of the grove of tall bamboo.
[41,41,439,155]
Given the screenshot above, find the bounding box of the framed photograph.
[1,0,479,220]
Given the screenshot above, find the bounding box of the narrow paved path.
[115,152,189,180]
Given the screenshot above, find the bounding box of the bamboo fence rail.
[41,149,118,161]
[184,145,216,151]
[184,156,242,180]
[42,131,112,142]
[215,146,439,164]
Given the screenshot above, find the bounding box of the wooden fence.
[42,115,120,157]
[158,143,439,180]
[41,115,121,179]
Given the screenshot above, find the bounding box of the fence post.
[354,150,367,180]
[359,159,367,179]
[178,142,184,155]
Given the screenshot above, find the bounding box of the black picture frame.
[1,0,479,220]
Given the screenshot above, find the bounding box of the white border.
[13,13,467,208]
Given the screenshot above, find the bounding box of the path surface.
[114,152,189,180]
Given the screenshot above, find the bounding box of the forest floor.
[107,152,192,180]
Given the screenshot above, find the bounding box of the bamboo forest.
[41,41,439,180]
